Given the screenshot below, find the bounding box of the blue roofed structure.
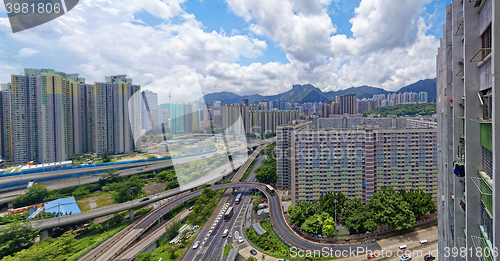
[44,197,81,216]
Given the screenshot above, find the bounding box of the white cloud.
[14,48,40,58]
[0,0,440,99]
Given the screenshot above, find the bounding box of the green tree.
[101,151,112,163]
[112,176,146,203]
[2,231,76,261]
[400,189,437,219]
[191,128,204,134]
[246,257,257,261]
[0,222,40,259]
[99,169,120,186]
[367,186,416,231]
[288,201,320,228]
[254,155,277,185]
[319,192,346,219]
[300,212,330,235]
[72,187,90,197]
[13,185,52,208]
[322,217,336,236]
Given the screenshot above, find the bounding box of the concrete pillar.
[7,202,13,209]
[39,230,49,241]
[129,209,134,221]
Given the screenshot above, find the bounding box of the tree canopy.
[111,176,146,203]
[400,189,437,219]
[363,103,436,117]
[367,186,416,231]
[288,187,433,235]
[0,222,40,259]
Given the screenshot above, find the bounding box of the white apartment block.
[437,0,498,260]
[276,120,312,190]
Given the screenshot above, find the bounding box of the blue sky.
[0,0,451,101]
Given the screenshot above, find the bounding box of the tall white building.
[437,1,497,260]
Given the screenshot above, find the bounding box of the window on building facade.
[481,25,492,59]
[481,88,492,120]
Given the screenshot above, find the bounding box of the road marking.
[377,225,437,243]
[235,242,246,248]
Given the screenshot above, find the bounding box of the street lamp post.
[334,199,338,241]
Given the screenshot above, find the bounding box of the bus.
[235,193,242,204]
[265,184,275,196]
[224,207,233,221]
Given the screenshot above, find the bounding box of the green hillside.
[362,103,436,117]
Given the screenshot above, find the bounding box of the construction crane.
[169,88,172,104]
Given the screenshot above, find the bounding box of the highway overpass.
[0,138,271,187]
[0,138,274,205]
[77,181,381,261]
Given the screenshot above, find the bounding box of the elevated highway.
[0,138,275,205]
[79,182,381,261]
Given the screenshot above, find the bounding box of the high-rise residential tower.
[276,120,312,190]
[436,1,497,260]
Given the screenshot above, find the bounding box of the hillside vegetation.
[363,103,436,117]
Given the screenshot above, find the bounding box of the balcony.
[471,171,493,215]
[471,227,494,261]
[470,48,491,63]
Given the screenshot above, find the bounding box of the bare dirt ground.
[143,181,168,195]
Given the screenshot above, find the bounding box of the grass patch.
[239,159,256,181]
[223,244,234,256]
[66,220,133,260]
[246,220,333,261]
[77,192,114,212]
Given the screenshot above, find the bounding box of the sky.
[0,0,450,102]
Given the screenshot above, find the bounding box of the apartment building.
[436,0,498,260]
[339,93,357,114]
[276,120,312,190]
[406,118,437,129]
[248,110,300,137]
[0,69,142,164]
[291,125,437,205]
[317,115,408,129]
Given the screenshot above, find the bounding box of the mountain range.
[199,79,436,104]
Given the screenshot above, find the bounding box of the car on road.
[192,241,200,249]
[419,239,428,244]
[238,236,244,243]
[189,206,194,211]
[139,197,150,202]
[400,254,411,261]
[424,254,436,261]
[399,245,407,250]
[367,253,378,259]
[250,249,257,255]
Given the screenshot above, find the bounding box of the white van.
[419,240,428,244]
[399,245,407,250]
[222,229,229,237]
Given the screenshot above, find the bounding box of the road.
[383,240,438,261]
[77,143,271,260]
[0,152,219,205]
[30,157,246,230]
[114,209,191,261]
[182,152,264,261]
[0,137,273,201]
